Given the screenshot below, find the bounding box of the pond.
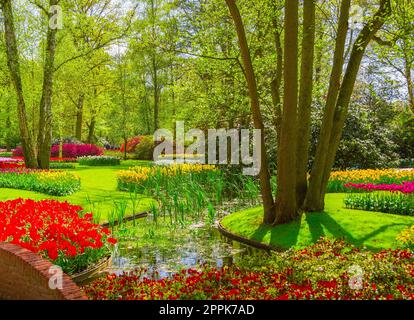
[106,217,268,279]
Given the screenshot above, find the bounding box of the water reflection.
[108,223,265,279]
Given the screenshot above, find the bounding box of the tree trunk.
[225,0,275,224]
[270,25,283,145]
[37,0,59,169]
[1,0,37,168]
[274,0,300,224]
[123,136,128,160]
[306,0,391,211]
[304,0,351,211]
[319,0,392,195]
[87,118,96,144]
[152,55,159,132]
[405,57,414,114]
[75,93,85,141]
[296,0,316,207]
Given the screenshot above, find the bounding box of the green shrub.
[49,162,76,169]
[78,156,120,166]
[134,136,155,160]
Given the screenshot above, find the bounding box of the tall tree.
[274,0,299,223]
[1,0,37,168]
[37,0,60,169]
[306,0,392,211]
[225,0,275,223]
[295,0,316,207]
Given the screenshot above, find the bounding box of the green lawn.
[0,160,156,223]
[220,193,414,251]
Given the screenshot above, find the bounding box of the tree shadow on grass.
[305,212,411,250]
[305,212,356,244]
[251,216,302,250]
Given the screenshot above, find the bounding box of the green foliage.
[49,162,76,169]
[133,136,155,160]
[344,192,414,216]
[78,156,121,166]
[118,164,260,225]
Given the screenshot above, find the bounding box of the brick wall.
[0,242,87,300]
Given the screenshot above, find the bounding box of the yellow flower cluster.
[118,164,216,184]
[329,169,414,183]
[397,226,414,247]
[36,171,80,183]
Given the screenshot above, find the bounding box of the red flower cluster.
[12,156,77,163]
[0,199,117,262]
[0,162,25,169]
[84,240,414,300]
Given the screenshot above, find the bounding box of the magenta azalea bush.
[13,144,103,158]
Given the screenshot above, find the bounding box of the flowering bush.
[51,144,103,158]
[0,199,117,274]
[78,156,120,166]
[13,144,103,158]
[120,136,143,153]
[0,169,80,196]
[327,169,414,193]
[83,239,413,300]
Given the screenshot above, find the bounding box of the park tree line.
[0,0,413,225]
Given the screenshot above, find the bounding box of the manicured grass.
[0,160,156,223]
[220,193,414,251]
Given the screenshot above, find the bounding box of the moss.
[221,193,414,251]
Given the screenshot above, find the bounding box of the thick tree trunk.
[274,0,299,224]
[1,0,37,168]
[75,93,85,141]
[306,0,391,211]
[296,0,316,207]
[304,0,351,211]
[38,0,59,169]
[225,0,275,224]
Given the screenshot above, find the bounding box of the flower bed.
[0,199,117,275]
[344,193,414,216]
[83,239,413,300]
[0,169,80,196]
[344,181,414,216]
[0,157,24,170]
[13,144,103,158]
[117,164,216,192]
[344,181,414,194]
[327,169,414,193]
[78,156,120,166]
